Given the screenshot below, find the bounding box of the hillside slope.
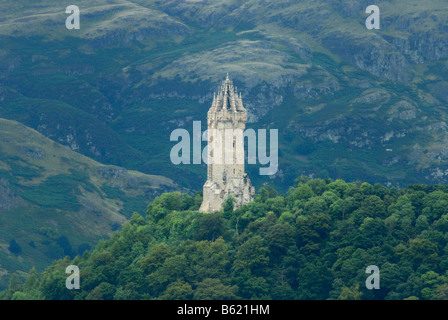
[0,118,182,290]
[1,0,448,191]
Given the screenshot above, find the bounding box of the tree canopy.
[3,178,448,300]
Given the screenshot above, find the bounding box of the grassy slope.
[0,118,181,290]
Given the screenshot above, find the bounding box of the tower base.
[199,174,255,212]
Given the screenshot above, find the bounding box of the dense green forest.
[3,177,448,300]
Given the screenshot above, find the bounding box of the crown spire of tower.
[209,74,246,113]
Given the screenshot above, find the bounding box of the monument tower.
[199,74,255,212]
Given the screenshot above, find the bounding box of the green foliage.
[193,278,238,300]
[222,196,236,218]
[195,213,225,241]
[19,173,87,211]
[6,177,448,300]
[8,240,22,255]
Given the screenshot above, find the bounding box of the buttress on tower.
[199,74,255,212]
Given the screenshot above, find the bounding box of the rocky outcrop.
[293,78,340,100]
[0,179,19,210]
[16,146,45,160]
[387,100,418,122]
[322,34,412,82]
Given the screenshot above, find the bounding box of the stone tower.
[199,74,255,212]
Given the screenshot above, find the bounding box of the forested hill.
[3,177,448,300]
